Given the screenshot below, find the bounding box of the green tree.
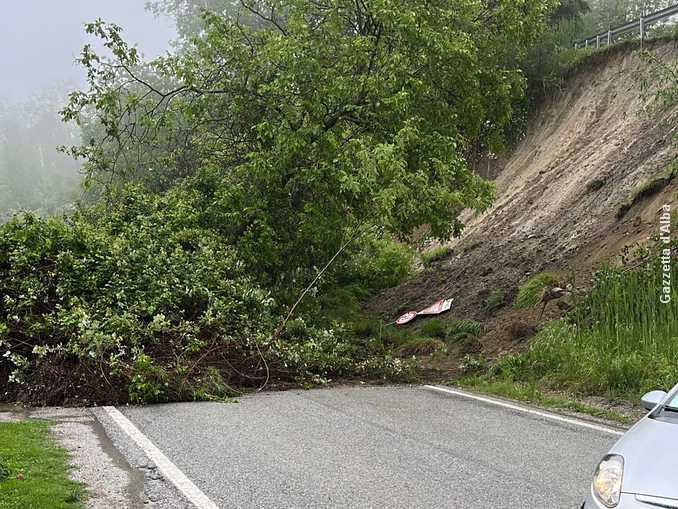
[63,0,554,291]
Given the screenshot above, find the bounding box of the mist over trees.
[581,0,677,35]
[0,88,82,220]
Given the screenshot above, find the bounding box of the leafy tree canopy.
[63,0,555,288]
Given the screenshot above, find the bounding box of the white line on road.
[423,385,625,437]
[102,406,220,509]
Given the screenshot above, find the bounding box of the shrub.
[0,183,411,404]
[460,354,485,374]
[514,272,559,309]
[351,318,382,339]
[350,239,415,292]
[129,354,169,405]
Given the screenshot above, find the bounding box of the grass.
[420,319,447,339]
[420,245,452,267]
[476,232,678,407]
[456,378,634,425]
[0,420,85,509]
[447,319,485,342]
[513,272,559,309]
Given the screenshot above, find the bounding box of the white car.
[583,383,678,508]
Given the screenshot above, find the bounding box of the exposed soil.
[368,41,678,369]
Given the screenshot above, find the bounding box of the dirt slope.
[369,41,677,348]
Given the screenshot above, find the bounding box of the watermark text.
[660,204,671,304]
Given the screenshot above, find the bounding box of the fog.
[0,1,177,217]
[1,1,176,100]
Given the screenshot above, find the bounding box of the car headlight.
[592,454,624,507]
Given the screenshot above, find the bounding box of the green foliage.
[62,1,560,285]
[420,245,453,267]
[129,354,168,404]
[0,420,85,508]
[0,457,9,481]
[351,318,382,339]
[460,354,485,374]
[347,238,414,292]
[420,319,446,339]
[189,368,232,402]
[0,179,413,403]
[514,272,560,309]
[2,0,564,402]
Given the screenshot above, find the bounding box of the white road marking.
[423,385,625,436]
[102,406,221,509]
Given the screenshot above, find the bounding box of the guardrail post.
[596,34,600,48]
[639,15,645,41]
[585,39,588,48]
[607,29,612,46]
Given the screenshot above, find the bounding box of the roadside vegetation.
[464,223,678,404]
[0,420,84,508]
[1,0,675,408]
[0,0,560,404]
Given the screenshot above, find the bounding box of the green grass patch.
[456,378,633,425]
[514,272,559,309]
[420,245,452,267]
[0,420,85,509]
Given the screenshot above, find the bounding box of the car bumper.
[583,493,678,508]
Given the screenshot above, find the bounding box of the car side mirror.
[641,390,667,411]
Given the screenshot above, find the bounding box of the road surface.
[99,385,620,509]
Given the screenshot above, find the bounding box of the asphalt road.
[110,385,620,509]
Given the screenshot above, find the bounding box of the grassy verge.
[467,226,677,422]
[455,378,635,425]
[0,420,85,509]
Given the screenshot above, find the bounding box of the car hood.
[611,416,678,499]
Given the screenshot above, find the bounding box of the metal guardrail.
[574,3,678,49]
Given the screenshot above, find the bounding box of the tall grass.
[486,238,678,399]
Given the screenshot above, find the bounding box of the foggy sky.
[0,1,177,99]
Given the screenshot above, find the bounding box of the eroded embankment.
[369,41,677,359]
